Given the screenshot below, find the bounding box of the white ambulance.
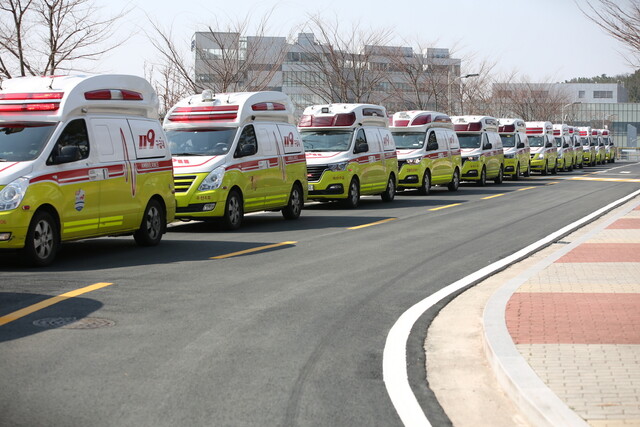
[390,111,462,194]
[526,121,558,175]
[498,118,530,180]
[552,123,575,171]
[163,91,307,230]
[0,74,175,266]
[578,126,597,166]
[568,126,584,169]
[299,103,397,208]
[452,115,504,185]
[591,128,606,165]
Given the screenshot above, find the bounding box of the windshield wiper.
[172,152,209,156]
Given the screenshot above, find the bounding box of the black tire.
[542,161,548,176]
[478,167,487,186]
[282,184,303,220]
[134,199,165,246]
[23,210,59,267]
[523,162,531,177]
[381,175,396,202]
[494,166,504,184]
[611,156,615,164]
[447,168,460,191]
[513,164,520,181]
[342,177,360,209]
[551,162,557,175]
[222,190,243,230]
[418,170,431,195]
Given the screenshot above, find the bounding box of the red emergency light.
[362,108,385,117]
[591,130,599,136]
[579,130,588,136]
[602,130,610,135]
[167,105,239,122]
[251,102,286,111]
[0,92,64,101]
[454,122,482,132]
[553,129,561,135]
[0,103,60,112]
[84,89,143,101]
[392,119,410,127]
[298,112,356,127]
[526,127,543,134]
[498,124,515,133]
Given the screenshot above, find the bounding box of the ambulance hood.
[171,155,225,174]
[305,151,350,165]
[0,161,34,185]
[461,148,482,156]
[396,148,423,160]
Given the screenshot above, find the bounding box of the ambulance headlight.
[536,153,545,159]
[327,161,349,172]
[0,177,29,211]
[465,156,479,162]
[198,166,225,191]
[405,157,422,164]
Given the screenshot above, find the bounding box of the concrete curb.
[482,193,640,427]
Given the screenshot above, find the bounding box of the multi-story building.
[192,31,462,115]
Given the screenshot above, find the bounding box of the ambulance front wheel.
[512,164,520,181]
[447,169,460,191]
[478,167,487,186]
[282,184,303,220]
[342,178,360,209]
[494,166,504,184]
[523,162,531,177]
[134,199,165,246]
[23,210,59,267]
[381,175,396,202]
[418,170,431,195]
[223,190,244,230]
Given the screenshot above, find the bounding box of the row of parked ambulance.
[0,74,617,266]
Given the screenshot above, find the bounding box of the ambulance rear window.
[300,130,353,152]
[0,122,56,161]
[166,128,237,156]
[391,132,424,149]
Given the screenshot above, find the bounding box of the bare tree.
[290,15,393,104]
[148,10,290,95]
[0,0,127,78]
[578,0,640,66]
[144,62,192,118]
[491,78,572,121]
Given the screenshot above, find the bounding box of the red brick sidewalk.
[505,205,640,425]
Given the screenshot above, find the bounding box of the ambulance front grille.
[174,175,197,193]
[306,165,327,182]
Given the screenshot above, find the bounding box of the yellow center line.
[517,187,536,191]
[0,282,114,327]
[546,181,559,185]
[482,193,505,200]
[429,203,462,211]
[211,241,297,259]
[348,218,397,230]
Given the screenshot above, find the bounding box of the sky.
[93,0,635,83]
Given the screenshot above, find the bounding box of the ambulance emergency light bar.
[0,91,64,112]
[498,124,515,133]
[298,112,356,127]
[84,89,143,101]
[392,113,451,127]
[167,105,240,122]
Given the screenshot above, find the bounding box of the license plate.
[308,184,314,191]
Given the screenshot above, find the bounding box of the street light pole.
[447,72,479,115]
[561,102,581,124]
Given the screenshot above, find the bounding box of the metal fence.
[618,147,640,161]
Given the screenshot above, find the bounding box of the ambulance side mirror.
[52,145,81,164]
[426,141,438,151]
[483,142,492,150]
[517,142,525,149]
[354,142,369,154]
[545,142,553,148]
[564,143,569,148]
[236,144,257,158]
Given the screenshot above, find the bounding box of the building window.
[593,91,613,99]
[578,90,585,98]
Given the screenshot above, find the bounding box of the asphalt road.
[1,161,639,427]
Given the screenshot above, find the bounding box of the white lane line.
[382,188,640,427]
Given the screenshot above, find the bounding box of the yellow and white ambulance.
[390,111,462,193]
[591,129,607,165]
[526,121,558,175]
[601,129,615,163]
[568,126,584,169]
[163,91,307,230]
[452,115,504,185]
[298,103,397,208]
[498,118,530,180]
[578,126,597,166]
[0,74,176,266]
[552,123,575,172]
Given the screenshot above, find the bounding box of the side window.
[47,118,90,165]
[426,131,439,151]
[234,125,258,158]
[448,131,460,150]
[354,129,368,153]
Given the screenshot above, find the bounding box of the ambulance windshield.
[457,134,481,148]
[581,137,590,146]
[391,132,424,149]
[555,137,563,147]
[501,134,515,148]
[529,136,544,147]
[0,122,56,161]
[166,128,237,156]
[300,130,353,152]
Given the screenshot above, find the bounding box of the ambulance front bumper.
[461,160,481,180]
[503,158,517,174]
[397,164,422,188]
[0,210,30,249]
[307,170,350,199]
[173,173,227,219]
